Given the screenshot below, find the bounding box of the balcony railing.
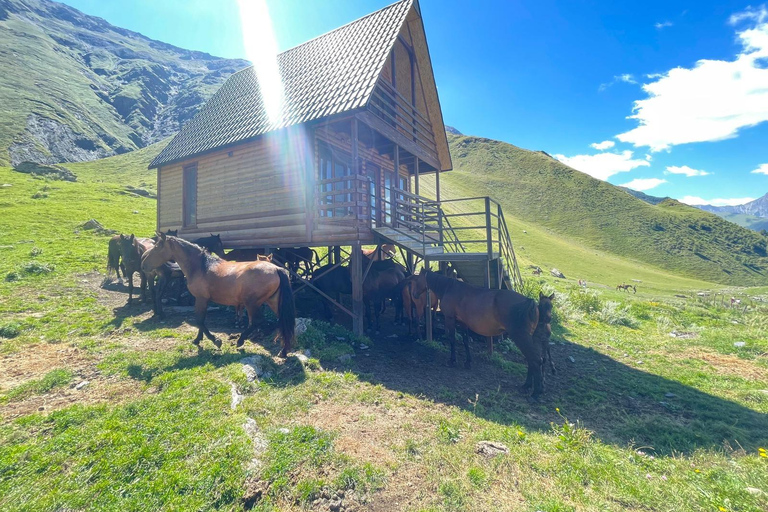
[368,80,438,161]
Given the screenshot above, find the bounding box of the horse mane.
[172,237,221,272]
[425,270,453,299]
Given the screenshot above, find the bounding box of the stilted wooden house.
[150,0,521,336]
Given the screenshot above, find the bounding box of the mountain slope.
[619,187,669,206]
[696,193,768,232]
[435,134,768,286]
[0,0,248,167]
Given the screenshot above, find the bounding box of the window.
[183,163,197,227]
[318,144,352,217]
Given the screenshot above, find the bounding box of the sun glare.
[237,0,284,126]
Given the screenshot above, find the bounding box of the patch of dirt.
[667,348,768,381]
[2,377,145,422]
[0,341,147,423]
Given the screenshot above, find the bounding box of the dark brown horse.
[414,269,543,399]
[534,292,556,378]
[274,247,318,276]
[141,233,295,354]
[117,234,151,304]
[106,234,127,282]
[192,234,226,258]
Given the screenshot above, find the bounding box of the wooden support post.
[393,145,399,228]
[414,157,420,196]
[435,166,441,202]
[425,258,433,342]
[485,197,493,261]
[351,243,364,336]
[328,246,334,265]
[334,246,341,266]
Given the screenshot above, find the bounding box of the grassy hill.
[709,212,768,233]
[430,134,768,287]
[0,0,247,167]
[1,142,767,512]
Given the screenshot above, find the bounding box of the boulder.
[550,268,565,279]
[475,441,509,457]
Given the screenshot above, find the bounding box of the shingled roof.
[150,0,413,168]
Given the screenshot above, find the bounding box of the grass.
[0,139,766,511]
[421,134,768,287]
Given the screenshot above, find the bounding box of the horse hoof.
[518,384,531,394]
[236,339,245,348]
[278,350,288,358]
[192,339,201,346]
[212,338,222,349]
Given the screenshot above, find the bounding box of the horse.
[363,261,405,332]
[617,283,636,293]
[362,244,395,261]
[534,292,556,379]
[192,234,226,258]
[165,229,178,236]
[399,274,438,339]
[117,234,151,305]
[106,234,127,282]
[141,233,295,354]
[148,261,186,319]
[413,269,543,399]
[273,247,318,276]
[309,260,404,330]
[224,248,268,262]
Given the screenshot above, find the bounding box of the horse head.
[538,292,555,324]
[141,231,174,273]
[257,253,273,262]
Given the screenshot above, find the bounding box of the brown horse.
[400,274,438,339]
[534,292,556,379]
[363,261,405,332]
[141,233,295,354]
[414,269,543,399]
[192,234,226,258]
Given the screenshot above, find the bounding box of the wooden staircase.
[370,189,522,290]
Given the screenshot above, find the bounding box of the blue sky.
[60,0,768,205]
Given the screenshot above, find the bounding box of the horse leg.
[514,331,543,398]
[139,272,148,303]
[236,302,260,348]
[193,298,220,348]
[146,273,157,316]
[463,328,472,370]
[127,271,134,304]
[155,275,167,319]
[547,343,556,375]
[445,315,457,367]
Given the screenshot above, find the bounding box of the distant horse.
[414,269,542,399]
[534,292,556,379]
[362,244,396,261]
[192,234,226,258]
[106,234,127,282]
[274,247,318,276]
[617,284,636,293]
[141,233,295,353]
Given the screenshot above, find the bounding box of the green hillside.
[714,213,768,233]
[0,0,247,167]
[431,134,768,287]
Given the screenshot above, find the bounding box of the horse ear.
[549,292,556,300]
[267,253,273,261]
[539,291,545,300]
[129,234,135,241]
[120,234,125,240]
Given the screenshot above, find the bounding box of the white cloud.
[680,196,756,206]
[554,150,651,180]
[665,165,710,177]
[655,21,674,29]
[751,163,768,174]
[590,140,615,150]
[620,178,668,191]
[599,74,637,92]
[617,8,768,151]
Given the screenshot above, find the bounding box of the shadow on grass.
[329,310,768,456]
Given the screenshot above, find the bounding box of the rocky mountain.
[0,0,249,167]
[696,193,768,218]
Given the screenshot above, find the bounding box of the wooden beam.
[351,243,364,335]
[355,111,440,171]
[414,157,420,195]
[435,165,441,202]
[425,258,432,342]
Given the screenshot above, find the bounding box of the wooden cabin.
[151,0,521,336]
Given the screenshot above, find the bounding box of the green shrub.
[0,322,21,338]
[595,301,639,328]
[20,261,55,275]
[567,287,603,314]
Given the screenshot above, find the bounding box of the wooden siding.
[157,127,313,247]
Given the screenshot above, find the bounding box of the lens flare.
[237,0,284,126]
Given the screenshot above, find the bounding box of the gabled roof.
[150,0,413,168]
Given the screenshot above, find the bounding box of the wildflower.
[556,408,560,413]
[645,473,652,479]
[661,475,667,481]
[694,469,701,473]
[719,507,727,512]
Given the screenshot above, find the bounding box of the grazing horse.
[192,234,226,258]
[141,233,295,354]
[414,269,543,399]
[362,244,396,261]
[399,274,438,339]
[534,292,556,379]
[106,234,127,282]
[617,283,636,293]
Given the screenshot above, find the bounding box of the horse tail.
[277,269,296,355]
[105,238,120,283]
